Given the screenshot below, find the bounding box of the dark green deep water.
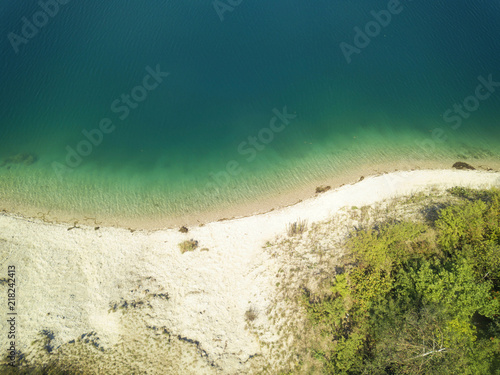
[0,1,499,223]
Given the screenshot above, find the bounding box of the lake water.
[1,0,499,226]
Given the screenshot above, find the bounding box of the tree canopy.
[302,188,500,374]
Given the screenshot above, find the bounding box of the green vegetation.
[287,219,308,237]
[301,188,500,374]
[245,307,258,322]
[178,239,198,253]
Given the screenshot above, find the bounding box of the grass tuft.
[245,307,258,322]
[287,219,308,237]
[179,240,198,253]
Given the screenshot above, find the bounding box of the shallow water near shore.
[0,1,499,226]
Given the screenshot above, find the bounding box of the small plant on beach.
[245,307,258,322]
[287,219,308,237]
[179,239,198,253]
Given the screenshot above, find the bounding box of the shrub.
[178,240,198,253]
[437,189,500,255]
[448,186,497,203]
[245,307,258,322]
[299,187,500,374]
[346,221,431,271]
[287,219,308,237]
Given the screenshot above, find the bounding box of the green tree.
[301,188,500,374]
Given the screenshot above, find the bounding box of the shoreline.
[1,168,500,373]
[1,160,500,230]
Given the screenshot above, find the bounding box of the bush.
[448,186,498,203]
[245,307,258,322]
[287,219,308,237]
[178,240,198,253]
[299,187,500,374]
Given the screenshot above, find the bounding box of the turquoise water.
[1,1,499,224]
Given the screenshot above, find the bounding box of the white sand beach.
[1,169,499,373]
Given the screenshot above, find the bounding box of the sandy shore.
[3,158,500,230]
[1,169,499,373]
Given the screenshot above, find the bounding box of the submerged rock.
[1,152,37,167]
[315,185,331,194]
[452,161,475,170]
